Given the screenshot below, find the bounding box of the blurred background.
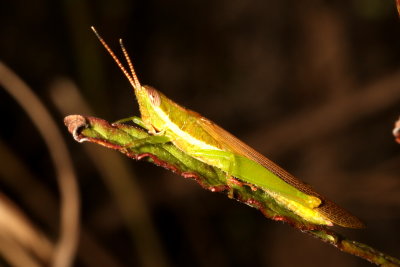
[0,0,400,266]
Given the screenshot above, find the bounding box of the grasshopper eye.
[145,86,161,106]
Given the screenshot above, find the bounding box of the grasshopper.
[91,27,364,228]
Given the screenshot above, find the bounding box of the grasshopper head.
[91,27,172,132]
[135,85,168,132]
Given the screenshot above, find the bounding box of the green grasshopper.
[91,27,364,228]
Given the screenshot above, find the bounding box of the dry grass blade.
[0,62,80,267]
[396,0,400,17]
[0,139,124,267]
[393,117,400,144]
[0,194,53,266]
[249,70,400,155]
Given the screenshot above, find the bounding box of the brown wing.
[197,117,365,228]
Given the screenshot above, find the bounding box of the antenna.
[119,39,141,89]
[90,26,141,90]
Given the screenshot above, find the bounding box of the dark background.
[1,0,400,266]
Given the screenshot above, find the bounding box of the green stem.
[64,114,400,267]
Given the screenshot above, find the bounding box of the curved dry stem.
[0,62,80,267]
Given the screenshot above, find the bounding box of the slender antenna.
[90,26,141,90]
[119,39,141,89]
